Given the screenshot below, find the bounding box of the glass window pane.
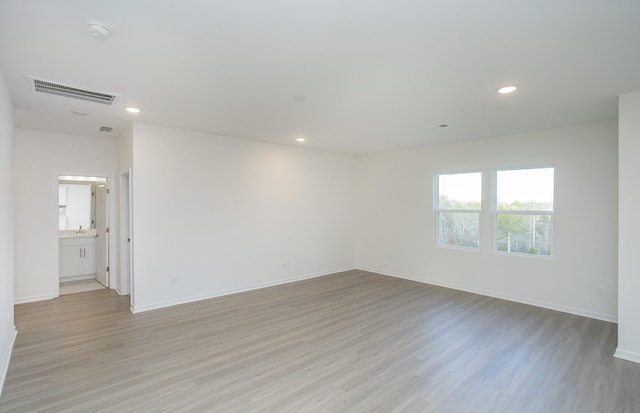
[497,168,554,211]
[438,172,481,210]
[438,211,480,247]
[496,213,551,255]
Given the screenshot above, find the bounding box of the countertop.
[59,232,97,239]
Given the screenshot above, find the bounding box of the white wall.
[0,69,16,396]
[130,123,356,312]
[616,91,640,363]
[13,129,117,303]
[357,121,618,321]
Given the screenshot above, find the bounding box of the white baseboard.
[131,266,357,313]
[14,293,58,305]
[357,266,617,323]
[614,348,640,364]
[0,328,17,398]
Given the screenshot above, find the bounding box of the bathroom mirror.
[58,182,94,230]
[58,176,107,231]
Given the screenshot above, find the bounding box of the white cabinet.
[59,236,97,280]
[59,244,84,277]
[82,244,96,275]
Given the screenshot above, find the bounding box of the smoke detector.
[88,21,111,40]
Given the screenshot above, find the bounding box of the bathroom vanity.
[59,233,97,282]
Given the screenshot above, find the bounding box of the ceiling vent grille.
[29,76,119,105]
[99,126,113,132]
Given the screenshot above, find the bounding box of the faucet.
[76,225,86,235]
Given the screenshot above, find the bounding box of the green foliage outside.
[438,196,552,254]
[438,195,480,211]
[496,213,551,255]
[496,200,552,255]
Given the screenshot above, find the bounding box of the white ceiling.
[1,0,639,154]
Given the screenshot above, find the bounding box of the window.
[435,172,481,248]
[495,167,554,256]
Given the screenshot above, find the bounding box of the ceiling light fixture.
[296,137,306,142]
[87,21,111,40]
[293,96,307,103]
[125,107,141,113]
[497,85,518,94]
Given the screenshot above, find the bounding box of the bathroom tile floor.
[59,279,106,295]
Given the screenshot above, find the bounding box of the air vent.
[99,126,113,132]
[29,76,119,105]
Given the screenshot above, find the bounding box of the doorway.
[58,175,110,295]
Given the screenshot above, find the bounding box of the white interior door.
[120,171,133,305]
[95,183,109,287]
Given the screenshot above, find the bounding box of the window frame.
[492,165,556,258]
[433,170,482,250]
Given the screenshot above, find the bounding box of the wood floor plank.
[1,270,639,412]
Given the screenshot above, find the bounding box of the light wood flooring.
[1,270,639,412]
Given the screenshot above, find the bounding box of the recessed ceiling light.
[296,137,306,142]
[125,107,141,113]
[293,96,307,103]
[87,21,111,40]
[497,85,518,94]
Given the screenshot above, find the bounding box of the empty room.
[1,1,640,412]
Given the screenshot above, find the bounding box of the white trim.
[434,171,482,249]
[14,293,57,304]
[492,165,556,257]
[60,275,97,283]
[0,328,17,397]
[492,248,555,260]
[127,168,134,307]
[357,266,617,323]
[131,266,356,314]
[434,243,481,253]
[614,348,640,364]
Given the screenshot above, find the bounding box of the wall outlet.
[282,260,291,268]
[596,286,604,297]
[171,278,178,287]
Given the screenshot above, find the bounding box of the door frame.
[56,174,111,292]
[120,170,134,309]
[95,179,110,287]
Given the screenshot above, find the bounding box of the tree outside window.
[435,172,481,248]
[495,167,554,256]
